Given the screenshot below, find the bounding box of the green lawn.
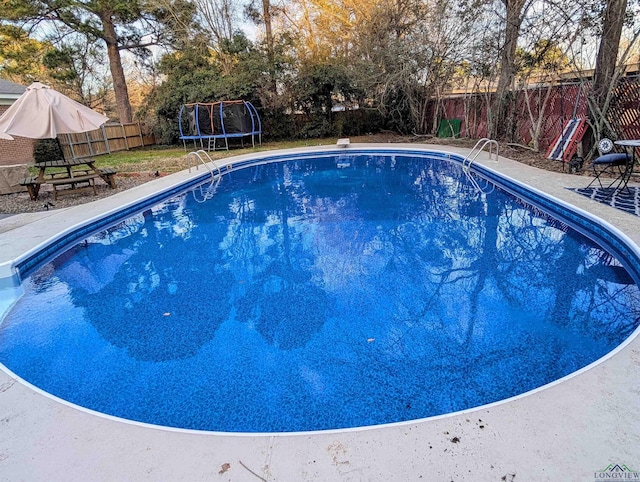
[88,138,341,174]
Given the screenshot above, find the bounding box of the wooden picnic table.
[21,158,117,201]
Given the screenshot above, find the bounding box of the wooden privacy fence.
[57,122,156,160]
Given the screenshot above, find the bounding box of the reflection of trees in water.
[223,162,332,349]
[294,156,640,415]
[29,211,152,294]
[51,197,234,362]
[391,179,638,341]
[28,155,640,379]
[226,156,640,357]
[222,157,500,351]
[495,202,640,344]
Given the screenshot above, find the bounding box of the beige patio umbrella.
[0,82,108,140]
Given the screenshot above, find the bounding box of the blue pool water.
[1,152,639,432]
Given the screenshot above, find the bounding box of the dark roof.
[0,79,26,95]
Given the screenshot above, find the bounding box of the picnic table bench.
[19,159,117,201]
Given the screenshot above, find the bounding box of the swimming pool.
[1,149,639,433]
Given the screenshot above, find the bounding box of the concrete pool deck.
[0,144,639,481]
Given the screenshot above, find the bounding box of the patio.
[0,144,639,481]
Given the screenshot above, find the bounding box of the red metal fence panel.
[435,77,639,154]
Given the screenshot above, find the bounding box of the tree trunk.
[262,0,274,57]
[262,0,277,94]
[592,0,628,121]
[100,11,133,124]
[491,0,527,140]
[524,84,553,152]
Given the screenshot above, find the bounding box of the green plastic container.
[438,119,461,138]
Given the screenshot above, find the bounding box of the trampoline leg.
[225,137,229,151]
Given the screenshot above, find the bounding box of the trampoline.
[178,100,262,151]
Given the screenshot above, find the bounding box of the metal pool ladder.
[461,138,499,194]
[187,150,222,202]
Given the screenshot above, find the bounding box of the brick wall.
[0,105,35,166]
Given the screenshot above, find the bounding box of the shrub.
[33,139,64,163]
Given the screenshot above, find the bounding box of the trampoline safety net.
[179,100,262,151]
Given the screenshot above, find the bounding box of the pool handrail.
[462,138,499,172]
[186,150,223,202]
[462,138,499,194]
